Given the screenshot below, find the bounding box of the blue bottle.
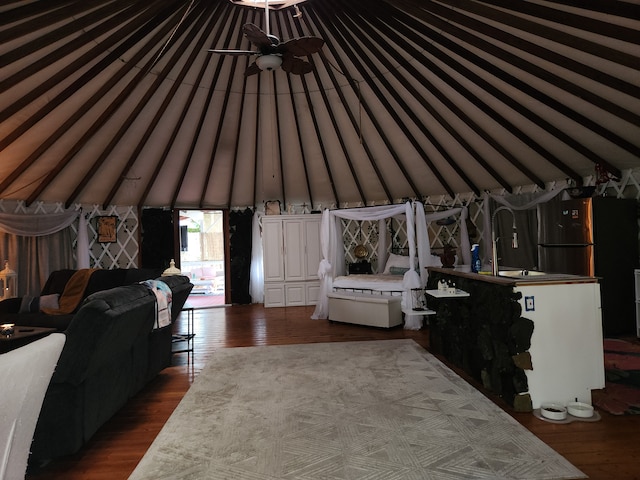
[471,244,481,273]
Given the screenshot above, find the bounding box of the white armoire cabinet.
[262,214,322,307]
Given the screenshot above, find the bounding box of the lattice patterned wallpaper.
[0,201,140,269]
[1,168,639,270]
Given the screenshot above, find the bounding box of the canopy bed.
[311,201,471,330]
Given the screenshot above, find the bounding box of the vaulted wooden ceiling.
[0,0,638,210]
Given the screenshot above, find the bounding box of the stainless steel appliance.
[537,196,638,336]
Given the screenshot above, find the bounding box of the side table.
[172,305,195,354]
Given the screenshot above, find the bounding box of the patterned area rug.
[130,339,584,480]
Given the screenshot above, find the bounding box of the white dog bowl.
[540,403,567,420]
[567,402,594,418]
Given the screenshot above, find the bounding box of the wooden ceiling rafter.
[278,12,323,208]
[67,4,201,210]
[169,2,237,209]
[454,0,640,70]
[394,0,624,179]
[434,1,640,138]
[417,0,635,171]
[134,4,222,210]
[543,0,640,18]
[0,1,157,126]
[270,2,341,205]
[324,0,473,197]
[316,0,424,200]
[384,2,586,183]
[347,0,501,195]
[0,0,113,46]
[0,2,183,201]
[303,9,393,203]
[225,13,261,209]
[198,6,251,209]
[357,1,546,191]
[103,3,215,210]
[0,0,78,28]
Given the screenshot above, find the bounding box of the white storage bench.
[327,291,403,328]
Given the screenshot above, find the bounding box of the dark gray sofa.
[6,271,194,464]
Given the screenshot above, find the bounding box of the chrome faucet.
[491,206,518,275]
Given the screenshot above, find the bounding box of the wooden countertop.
[427,267,599,286]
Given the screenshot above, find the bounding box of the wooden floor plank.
[26,304,640,480]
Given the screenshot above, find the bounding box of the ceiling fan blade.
[209,49,258,56]
[242,23,273,49]
[278,37,324,57]
[281,55,313,75]
[245,62,262,77]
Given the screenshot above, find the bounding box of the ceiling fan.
[210,1,324,75]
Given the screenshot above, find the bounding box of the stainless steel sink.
[498,269,548,278]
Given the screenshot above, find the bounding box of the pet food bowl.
[540,403,567,420]
[567,402,594,418]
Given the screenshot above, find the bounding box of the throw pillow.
[19,295,39,313]
[39,293,60,311]
[383,253,410,274]
[389,266,409,275]
[18,293,60,313]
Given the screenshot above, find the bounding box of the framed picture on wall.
[97,216,117,243]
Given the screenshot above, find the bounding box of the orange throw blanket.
[41,268,98,315]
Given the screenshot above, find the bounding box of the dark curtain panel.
[229,209,253,304]
[140,209,174,270]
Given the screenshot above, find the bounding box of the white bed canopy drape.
[311,202,472,329]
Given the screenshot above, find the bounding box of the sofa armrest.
[0,297,22,314]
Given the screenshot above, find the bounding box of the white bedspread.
[332,274,404,292]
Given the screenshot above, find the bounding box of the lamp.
[0,261,18,299]
[162,259,181,277]
[256,54,282,71]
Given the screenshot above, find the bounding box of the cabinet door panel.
[304,218,322,280]
[285,283,306,306]
[264,284,285,307]
[263,220,284,282]
[284,220,305,281]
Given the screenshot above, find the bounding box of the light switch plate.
[525,296,535,311]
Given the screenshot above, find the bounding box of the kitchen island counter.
[426,267,604,411]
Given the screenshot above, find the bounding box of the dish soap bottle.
[471,244,481,273]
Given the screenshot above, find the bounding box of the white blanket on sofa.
[141,280,173,329]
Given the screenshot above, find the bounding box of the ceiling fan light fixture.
[256,54,282,71]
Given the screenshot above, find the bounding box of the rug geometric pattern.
[129,339,585,480]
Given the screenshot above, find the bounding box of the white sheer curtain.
[249,212,264,303]
[0,210,89,296]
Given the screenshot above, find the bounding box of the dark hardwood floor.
[27,304,640,480]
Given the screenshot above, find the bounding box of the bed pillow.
[383,253,411,274]
[389,266,409,275]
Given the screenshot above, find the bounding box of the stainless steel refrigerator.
[537,196,638,336]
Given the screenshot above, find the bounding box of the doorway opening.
[179,210,226,308]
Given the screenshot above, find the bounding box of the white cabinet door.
[304,217,321,280]
[264,283,285,307]
[285,283,306,306]
[263,219,284,282]
[306,281,320,305]
[284,220,305,281]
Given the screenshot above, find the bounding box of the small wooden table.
[0,326,58,354]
